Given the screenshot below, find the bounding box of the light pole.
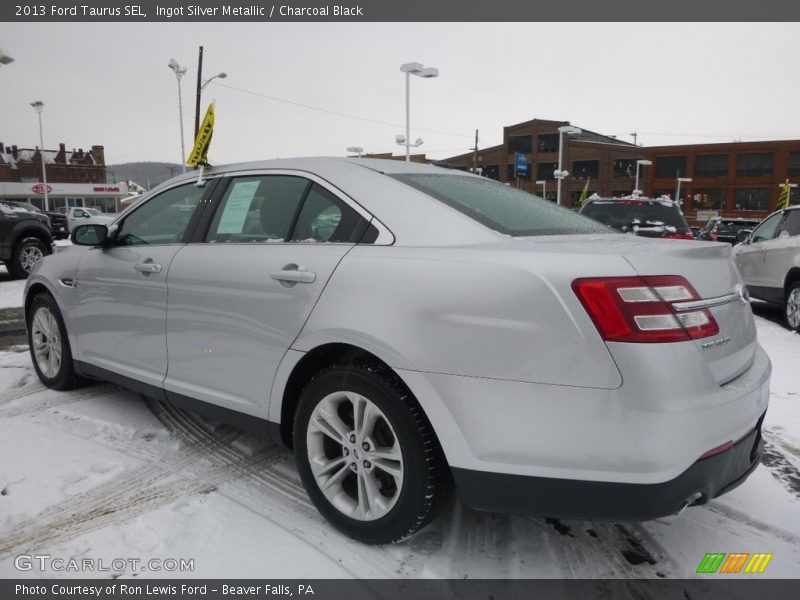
[0,47,14,66]
[168,58,188,173]
[399,62,438,162]
[675,177,692,206]
[30,101,50,211]
[194,49,227,139]
[555,125,581,206]
[346,146,364,157]
[536,179,547,199]
[634,159,652,196]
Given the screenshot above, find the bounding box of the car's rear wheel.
[11,237,49,279]
[294,362,449,544]
[785,281,800,333]
[27,294,80,390]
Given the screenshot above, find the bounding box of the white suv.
[734,206,800,332]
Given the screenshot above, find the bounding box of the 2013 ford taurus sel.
[24,158,770,544]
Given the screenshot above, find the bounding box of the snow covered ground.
[0,287,798,579]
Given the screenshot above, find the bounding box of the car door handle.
[270,266,316,284]
[134,261,162,274]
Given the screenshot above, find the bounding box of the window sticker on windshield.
[217,180,260,234]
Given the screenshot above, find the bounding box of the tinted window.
[290,184,365,243]
[654,156,687,178]
[751,212,783,243]
[737,153,773,177]
[581,201,690,233]
[780,210,800,237]
[392,174,611,237]
[117,183,205,246]
[735,188,770,211]
[207,176,309,243]
[695,154,728,177]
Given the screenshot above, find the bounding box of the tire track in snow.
[0,384,115,418]
[0,410,282,556]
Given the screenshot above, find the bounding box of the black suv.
[579,195,694,240]
[0,202,54,278]
[697,217,762,245]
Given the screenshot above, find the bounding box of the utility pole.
[194,45,204,142]
[471,129,479,173]
[630,132,638,146]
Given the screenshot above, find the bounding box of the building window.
[542,191,557,202]
[789,151,800,177]
[571,160,599,180]
[508,135,533,155]
[480,164,500,180]
[735,188,770,211]
[695,154,728,177]
[654,156,687,178]
[537,133,559,153]
[536,162,558,181]
[613,159,637,179]
[692,189,725,211]
[736,153,773,177]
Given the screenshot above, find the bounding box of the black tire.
[785,281,800,333]
[10,237,50,279]
[27,293,81,390]
[294,361,450,544]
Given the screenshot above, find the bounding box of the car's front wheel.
[785,281,800,333]
[10,237,50,279]
[27,293,80,390]
[294,362,449,544]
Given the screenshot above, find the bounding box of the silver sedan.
[25,158,770,544]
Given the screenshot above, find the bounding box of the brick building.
[0,142,126,212]
[441,119,800,224]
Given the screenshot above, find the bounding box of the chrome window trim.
[215,168,395,245]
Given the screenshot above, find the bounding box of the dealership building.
[441,119,800,224]
[0,141,130,213]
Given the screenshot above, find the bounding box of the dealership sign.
[31,184,53,194]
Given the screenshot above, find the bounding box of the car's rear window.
[390,174,611,236]
[581,201,690,232]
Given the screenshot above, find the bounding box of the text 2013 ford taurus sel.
[24,158,770,544]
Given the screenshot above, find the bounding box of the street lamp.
[0,47,14,66]
[30,101,50,211]
[555,125,581,206]
[346,146,364,157]
[168,58,188,173]
[675,177,692,206]
[536,179,547,199]
[633,159,652,196]
[399,62,438,162]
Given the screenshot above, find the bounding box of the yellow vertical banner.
[187,103,215,168]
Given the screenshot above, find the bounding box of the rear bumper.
[452,413,765,521]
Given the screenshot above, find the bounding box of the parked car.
[698,217,762,245]
[25,158,769,544]
[66,206,115,233]
[4,201,69,240]
[579,195,694,239]
[0,202,54,278]
[734,205,800,332]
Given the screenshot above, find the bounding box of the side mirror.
[735,229,752,245]
[72,223,108,246]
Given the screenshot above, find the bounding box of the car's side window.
[289,184,364,243]
[779,211,800,237]
[206,176,310,243]
[116,183,205,246]
[751,213,783,243]
[74,209,85,218]
[206,176,371,244]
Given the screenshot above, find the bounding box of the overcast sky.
[1,22,799,169]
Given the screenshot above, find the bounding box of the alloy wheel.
[306,391,404,521]
[31,306,62,379]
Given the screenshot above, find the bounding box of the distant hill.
[106,162,183,189]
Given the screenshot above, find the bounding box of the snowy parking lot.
[0,270,798,579]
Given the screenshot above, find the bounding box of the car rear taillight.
[664,232,694,240]
[572,275,719,343]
